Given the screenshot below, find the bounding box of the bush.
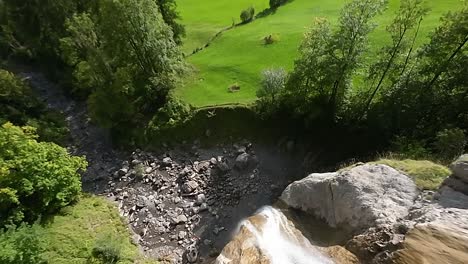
[146,96,193,133]
[240,6,255,24]
[263,34,279,45]
[0,123,87,226]
[391,136,430,160]
[269,0,288,9]
[257,68,287,102]
[92,233,122,264]
[0,70,69,144]
[434,128,466,161]
[0,223,46,264]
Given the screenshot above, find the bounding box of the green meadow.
[175,0,463,107]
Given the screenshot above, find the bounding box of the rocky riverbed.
[103,143,301,263]
[13,67,304,263]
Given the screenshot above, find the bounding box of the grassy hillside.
[0,195,154,264]
[177,0,269,54]
[176,0,463,107]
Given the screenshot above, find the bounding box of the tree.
[361,0,428,117]
[240,6,255,24]
[269,0,287,9]
[366,5,467,148]
[0,69,69,144]
[285,0,386,121]
[257,68,287,102]
[0,123,86,226]
[0,0,94,61]
[60,0,184,130]
[155,0,185,45]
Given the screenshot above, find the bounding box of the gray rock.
[162,157,173,167]
[210,157,217,165]
[450,154,468,183]
[172,214,188,225]
[178,231,187,240]
[199,203,209,212]
[442,176,468,196]
[217,160,230,172]
[235,153,250,170]
[186,244,198,263]
[196,194,206,205]
[281,164,418,230]
[182,181,199,193]
[118,168,128,176]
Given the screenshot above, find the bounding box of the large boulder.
[280,164,418,231]
[450,154,468,182]
[444,154,468,195]
[393,223,468,264]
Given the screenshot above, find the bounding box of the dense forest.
[0,0,467,263]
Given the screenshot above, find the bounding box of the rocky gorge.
[15,66,468,264]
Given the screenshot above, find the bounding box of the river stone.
[280,164,418,231]
[235,153,250,170]
[182,181,199,193]
[450,154,468,182]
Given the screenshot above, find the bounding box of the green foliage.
[360,0,429,117]
[0,123,86,226]
[434,128,466,161]
[156,0,186,45]
[0,0,93,66]
[269,0,288,9]
[0,69,69,143]
[284,0,387,121]
[0,196,155,264]
[375,159,451,190]
[391,136,430,160]
[146,96,193,133]
[0,223,46,264]
[257,68,287,102]
[368,4,468,149]
[263,34,279,45]
[240,6,255,24]
[92,233,122,264]
[60,0,185,131]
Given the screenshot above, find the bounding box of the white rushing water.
[241,206,334,264]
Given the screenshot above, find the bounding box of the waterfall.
[240,206,334,264]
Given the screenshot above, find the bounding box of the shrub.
[0,70,69,144]
[391,136,430,160]
[269,0,288,9]
[0,223,46,264]
[146,96,193,133]
[0,123,87,226]
[263,34,279,45]
[257,68,287,102]
[228,83,241,93]
[434,128,466,161]
[240,6,255,24]
[92,233,122,264]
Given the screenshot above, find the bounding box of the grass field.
[176,0,463,107]
[43,195,154,263]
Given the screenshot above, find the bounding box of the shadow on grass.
[256,0,295,19]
